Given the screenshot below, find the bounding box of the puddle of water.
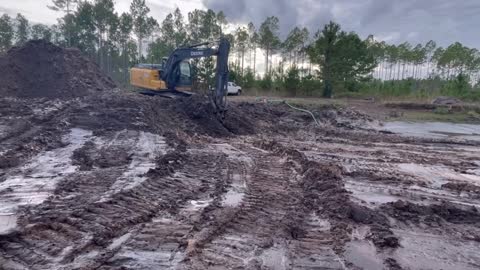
[115,249,184,269]
[351,226,370,240]
[222,178,246,208]
[0,128,92,232]
[221,165,248,208]
[398,163,480,187]
[260,245,288,270]
[346,180,402,207]
[347,177,480,209]
[108,232,132,250]
[0,214,17,235]
[345,240,384,270]
[310,212,331,226]
[222,189,244,207]
[382,121,480,141]
[393,229,480,270]
[186,199,212,212]
[210,143,254,166]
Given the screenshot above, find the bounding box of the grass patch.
[433,107,451,115]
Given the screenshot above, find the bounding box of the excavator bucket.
[139,89,193,99]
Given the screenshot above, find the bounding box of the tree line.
[0,0,479,99]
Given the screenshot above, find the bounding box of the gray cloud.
[203,0,480,47]
[0,6,14,15]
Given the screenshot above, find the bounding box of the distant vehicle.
[227,82,242,95]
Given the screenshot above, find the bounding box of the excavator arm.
[161,38,231,118]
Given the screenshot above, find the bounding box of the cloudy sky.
[0,0,478,47]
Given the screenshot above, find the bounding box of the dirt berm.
[0,40,116,99]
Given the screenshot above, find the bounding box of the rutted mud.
[1,41,480,269]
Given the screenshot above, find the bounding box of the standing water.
[382,121,480,141]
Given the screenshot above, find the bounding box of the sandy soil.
[0,90,479,270]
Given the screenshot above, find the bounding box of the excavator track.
[139,89,193,99]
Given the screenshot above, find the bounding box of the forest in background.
[0,0,480,100]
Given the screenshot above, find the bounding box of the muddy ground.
[1,40,480,270]
[0,90,479,270]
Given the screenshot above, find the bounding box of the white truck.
[227,82,242,95]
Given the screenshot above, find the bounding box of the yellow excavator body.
[130,67,167,91]
[130,62,192,95]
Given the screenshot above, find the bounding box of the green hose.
[255,97,320,126]
[284,101,320,126]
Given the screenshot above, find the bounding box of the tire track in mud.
[0,99,74,171]
[287,213,346,269]
[250,140,400,269]
[95,154,229,269]
[0,128,92,239]
[178,142,352,269]
[184,148,298,269]
[0,133,227,269]
[1,136,402,270]
[95,144,252,269]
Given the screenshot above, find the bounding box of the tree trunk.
[249,47,252,70]
[389,64,393,80]
[265,47,269,75]
[98,33,103,72]
[301,52,305,70]
[253,47,256,76]
[138,37,143,62]
[124,43,127,86]
[426,61,431,78]
[397,62,401,80]
[323,48,332,98]
[241,49,244,75]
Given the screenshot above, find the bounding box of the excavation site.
[1,41,480,270]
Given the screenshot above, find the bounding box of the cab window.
[179,62,192,86]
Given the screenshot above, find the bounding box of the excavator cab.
[130,60,193,97]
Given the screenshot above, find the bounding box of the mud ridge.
[382,200,480,226]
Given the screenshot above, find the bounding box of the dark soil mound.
[168,95,256,136]
[382,200,480,225]
[63,92,258,138]
[0,40,116,99]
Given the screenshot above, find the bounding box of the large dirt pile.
[0,40,116,98]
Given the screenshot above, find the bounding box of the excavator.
[130,37,231,118]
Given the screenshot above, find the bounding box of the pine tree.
[0,14,14,54]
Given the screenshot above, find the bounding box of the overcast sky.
[0,0,478,47]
